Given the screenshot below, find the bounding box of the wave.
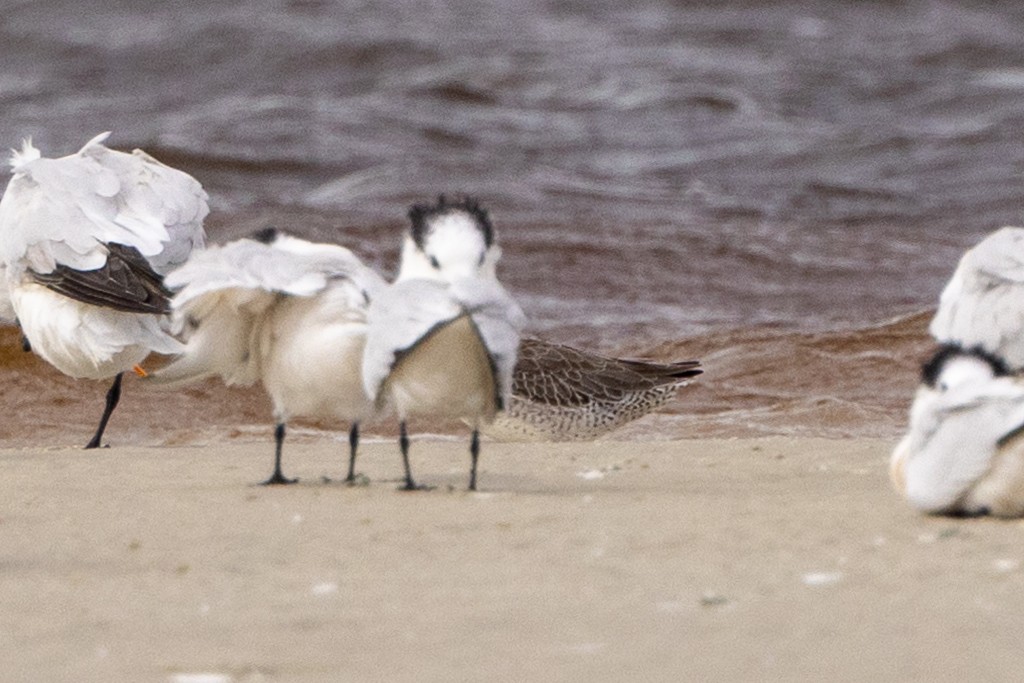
[611,310,934,440]
[0,312,934,446]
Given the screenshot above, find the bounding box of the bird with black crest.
[891,344,1024,517]
[362,195,525,491]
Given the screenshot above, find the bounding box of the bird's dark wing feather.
[513,338,702,407]
[29,243,173,314]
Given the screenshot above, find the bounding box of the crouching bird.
[891,345,1024,518]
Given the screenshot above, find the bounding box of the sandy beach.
[2,436,1022,682]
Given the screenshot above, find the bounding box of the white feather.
[153,234,385,425]
[0,133,207,383]
[0,264,13,322]
[930,226,1024,368]
[892,354,1024,515]
[12,285,181,379]
[0,133,207,278]
[399,213,490,282]
[9,137,41,172]
[361,279,464,400]
[165,236,373,311]
[361,278,525,406]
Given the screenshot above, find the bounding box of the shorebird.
[890,344,1024,517]
[0,132,207,447]
[483,338,702,441]
[362,196,525,491]
[150,228,385,485]
[930,226,1024,370]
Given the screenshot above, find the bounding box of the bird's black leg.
[469,428,481,491]
[16,319,30,353]
[85,373,123,449]
[344,422,360,484]
[261,422,297,485]
[398,420,422,491]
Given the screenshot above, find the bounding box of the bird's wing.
[28,242,173,314]
[452,277,526,407]
[153,237,382,388]
[513,338,702,407]
[165,236,383,312]
[266,232,386,299]
[86,145,208,274]
[0,133,208,279]
[361,279,465,401]
[903,378,1024,513]
[930,227,1024,367]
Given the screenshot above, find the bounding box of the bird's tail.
[617,358,703,383]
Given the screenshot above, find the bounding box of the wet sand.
[2,437,1023,682]
[0,311,935,448]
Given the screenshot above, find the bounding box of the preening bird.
[150,228,386,485]
[484,338,702,441]
[0,132,207,447]
[362,196,526,491]
[930,226,1024,370]
[890,344,1024,517]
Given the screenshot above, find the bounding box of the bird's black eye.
[429,256,441,269]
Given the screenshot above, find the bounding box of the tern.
[151,228,385,485]
[930,226,1024,370]
[362,196,525,491]
[0,132,207,448]
[890,344,1024,517]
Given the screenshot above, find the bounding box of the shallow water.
[0,1,1017,440]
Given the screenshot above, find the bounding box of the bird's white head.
[397,196,500,282]
[921,344,1010,393]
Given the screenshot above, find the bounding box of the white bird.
[0,132,207,447]
[362,196,526,491]
[890,344,1024,517]
[150,228,386,485]
[930,226,1024,369]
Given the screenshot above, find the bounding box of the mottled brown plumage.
[485,338,702,441]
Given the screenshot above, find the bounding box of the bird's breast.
[384,314,497,422]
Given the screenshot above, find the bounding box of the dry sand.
[3,436,1023,682]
